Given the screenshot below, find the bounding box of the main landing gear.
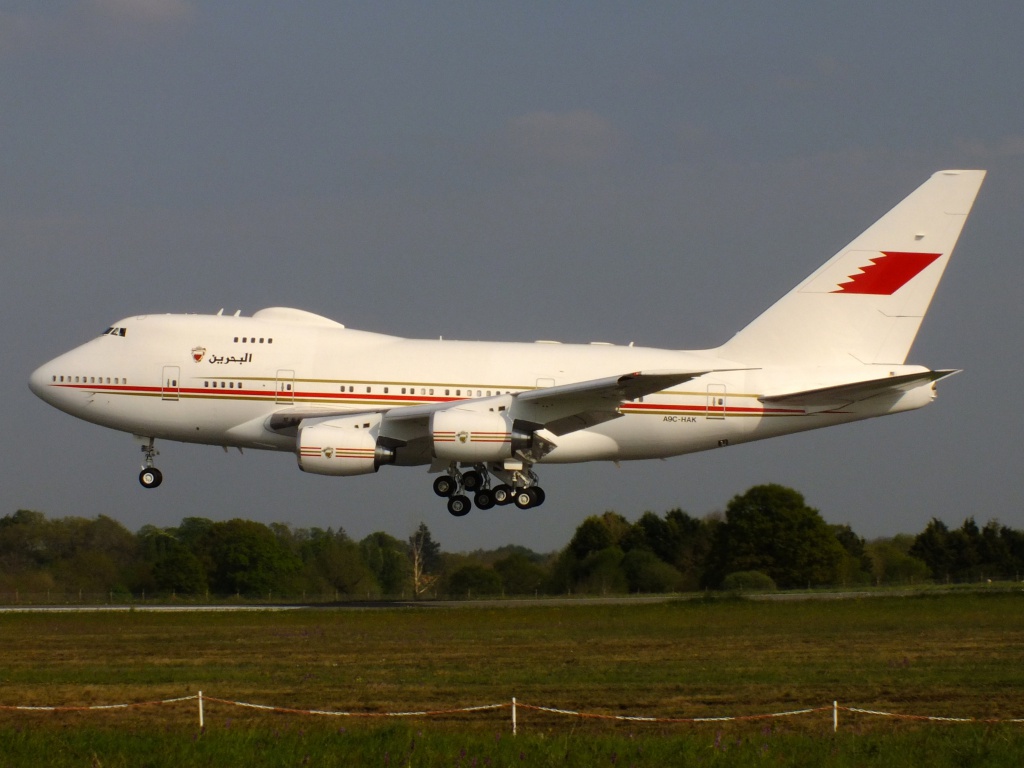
[138,438,163,489]
[432,463,546,517]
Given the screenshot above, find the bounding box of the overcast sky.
[3,1,1023,553]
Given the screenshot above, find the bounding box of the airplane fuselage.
[30,307,934,466]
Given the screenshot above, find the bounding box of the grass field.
[1,592,1022,765]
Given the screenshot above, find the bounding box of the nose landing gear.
[138,438,163,488]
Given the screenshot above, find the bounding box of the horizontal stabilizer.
[759,369,959,413]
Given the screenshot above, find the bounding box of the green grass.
[2,723,1024,767]
[1,593,1023,765]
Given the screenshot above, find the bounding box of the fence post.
[833,700,838,733]
[512,697,517,736]
[199,691,204,729]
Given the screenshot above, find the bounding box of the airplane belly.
[82,392,292,450]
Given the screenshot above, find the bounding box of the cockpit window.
[103,327,127,337]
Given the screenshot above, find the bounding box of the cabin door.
[161,366,180,401]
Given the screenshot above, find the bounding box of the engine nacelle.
[431,408,533,462]
[297,414,395,476]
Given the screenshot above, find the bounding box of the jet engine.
[430,408,533,462]
[297,414,395,476]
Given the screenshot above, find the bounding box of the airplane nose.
[29,363,55,403]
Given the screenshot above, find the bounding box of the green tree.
[446,564,502,597]
[138,526,207,595]
[296,528,378,597]
[493,552,547,595]
[705,484,846,589]
[910,519,954,581]
[621,549,682,593]
[360,532,411,596]
[831,524,872,585]
[198,519,302,597]
[866,535,931,584]
[576,547,628,594]
[568,516,615,560]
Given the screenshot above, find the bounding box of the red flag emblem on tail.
[832,251,942,295]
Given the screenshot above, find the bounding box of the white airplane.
[29,170,985,516]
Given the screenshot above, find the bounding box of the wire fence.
[3,694,1022,734]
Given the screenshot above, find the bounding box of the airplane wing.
[758,369,959,413]
[272,369,717,439]
[511,370,713,435]
[380,369,716,433]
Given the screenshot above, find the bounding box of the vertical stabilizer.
[716,170,985,366]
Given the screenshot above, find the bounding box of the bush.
[721,570,777,592]
[621,549,683,593]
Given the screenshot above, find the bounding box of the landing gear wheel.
[447,495,472,517]
[531,487,546,507]
[433,475,457,497]
[474,489,495,510]
[513,488,537,510]
[139,467,163,489]
[461,470,484,492]
[492,484,513,505]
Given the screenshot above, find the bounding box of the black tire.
[139,467,163,489]
[532,487,546,507]
[492,484,513,505]
[474,490,495,510]
[461,470,484,492]
[513,489,535,510]
[433,475,456,497]
[447,495,471,517]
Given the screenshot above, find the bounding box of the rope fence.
[2,694,1022,733]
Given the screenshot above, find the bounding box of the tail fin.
[716,170,986,366]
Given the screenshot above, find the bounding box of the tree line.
[2,484,1022,601]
